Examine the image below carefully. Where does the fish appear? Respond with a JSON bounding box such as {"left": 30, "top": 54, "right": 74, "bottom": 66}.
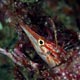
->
{"left": 19, "top": 21, "right": 67, "bottom": 68}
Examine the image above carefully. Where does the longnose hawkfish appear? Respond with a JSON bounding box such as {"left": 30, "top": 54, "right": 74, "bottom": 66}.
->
{"left": 19, "top": 21, "right": 68, "bottom": 68}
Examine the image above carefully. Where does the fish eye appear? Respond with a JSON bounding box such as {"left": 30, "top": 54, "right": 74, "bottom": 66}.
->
{"left": 38, "top": 39, "right": 44, "bottom": 46}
